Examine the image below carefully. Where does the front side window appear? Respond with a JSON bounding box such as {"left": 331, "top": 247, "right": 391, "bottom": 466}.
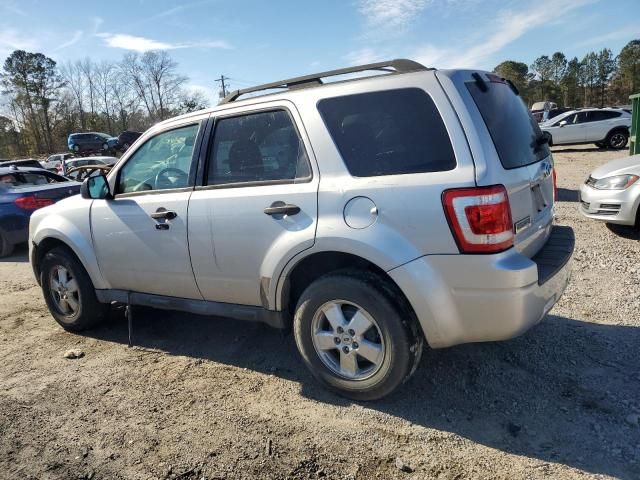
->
{"left": 118, "top": 124, "right": 199, "bottom": 194}
{"left": 206, "top": 110, "right": 310, "bottom": 186}
{"left": 318, "top": 88, "right": 456, "bottom": 177}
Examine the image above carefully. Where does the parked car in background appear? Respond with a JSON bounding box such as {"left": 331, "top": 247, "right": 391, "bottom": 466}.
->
{"left": 540, "top": 108, "right": 631, "bottom": 149}
{"left": 30, "top": 60, "right": 574, "bottom": 400}
{"left": 117, "top": 130, "right": 143, "bottom": 151}
{"left": 0, "top": 159, "right": 46, "bottom": 169}
{"left": 531, "top": 101, "right": 557, "bottom": 122}
{"left": 60, "top": 156, "right": 118, "bottom": 176}
{"left": 0, "top": 166, "right": 80, "bottom": 257}
{"left": 67, "top": 132, "right": 115, "bottom": 154}
{"left": 43, "top": 153, "right": 74, "bottom": 171}
{"left": 580, "top": 153, "right": 640, "bottom": 227}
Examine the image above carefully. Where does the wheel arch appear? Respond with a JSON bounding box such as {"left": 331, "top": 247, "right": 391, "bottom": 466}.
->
{"left": 276, "top": 250, "right": 422, "bottom": 335}
{"left": 32, "top": 222, "right": 108, "bottom": 290}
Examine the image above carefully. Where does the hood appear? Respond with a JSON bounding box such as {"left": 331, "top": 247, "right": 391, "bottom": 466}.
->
{"left": 590, "top": 154, "right": 640, "bottom": 179}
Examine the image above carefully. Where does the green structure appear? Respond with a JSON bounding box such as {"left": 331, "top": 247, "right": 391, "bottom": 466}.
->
{"left": 630, "top": 93, "right": 640, "bottom": 155}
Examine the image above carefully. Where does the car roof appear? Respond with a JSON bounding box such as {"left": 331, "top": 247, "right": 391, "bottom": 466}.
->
{"left": 0, "top": 166, "right": 54, "bottom": 174}
{"left": 152, "top": 59, "right": 434, "bottom": 129}
{"left": 71, "top": 156, "right": 117, "bottom": 162}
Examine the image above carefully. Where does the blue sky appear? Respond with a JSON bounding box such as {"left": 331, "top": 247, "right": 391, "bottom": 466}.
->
{"left": 1, "top": 0, "right": 639, "bottom": 103}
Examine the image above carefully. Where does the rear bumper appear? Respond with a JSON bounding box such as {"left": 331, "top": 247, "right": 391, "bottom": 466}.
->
{"left": 389, "top": 225, "right": 574, "bottom": 348}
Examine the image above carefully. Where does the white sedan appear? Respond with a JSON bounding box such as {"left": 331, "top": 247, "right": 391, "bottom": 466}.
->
{"left": 580, "top": 154, "right": 640, "bottom": 226}
{"left": 541, "top": 108, "right": 630, "bottom": 149}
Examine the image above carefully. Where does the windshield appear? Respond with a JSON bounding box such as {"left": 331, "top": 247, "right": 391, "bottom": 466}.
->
{"left": 467, "top": 79, "right": 549, "bottom": 169}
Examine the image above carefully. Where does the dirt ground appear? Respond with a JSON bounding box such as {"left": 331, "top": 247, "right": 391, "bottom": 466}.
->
{"left": 1, "top": 145, "right": 639, "bottom": 480}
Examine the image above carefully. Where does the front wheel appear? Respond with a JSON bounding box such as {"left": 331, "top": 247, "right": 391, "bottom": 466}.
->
{"left": 293, "top": 273, "right": 423, "bottom": 401}
{"left": 606, "top": 130, "right": 628, "bottom": 149}
{"left": 40, "top": 247, "right": 109, "bottom": 332}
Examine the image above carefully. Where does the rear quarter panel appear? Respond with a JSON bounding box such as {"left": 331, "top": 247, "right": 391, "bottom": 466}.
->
{"left": 272, "top": 71, "right": 477, "bottom": 309}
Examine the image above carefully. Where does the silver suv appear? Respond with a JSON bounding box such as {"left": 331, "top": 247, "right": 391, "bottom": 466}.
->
{"left": 29, "top": 60, "right": 574, "bottom": 400}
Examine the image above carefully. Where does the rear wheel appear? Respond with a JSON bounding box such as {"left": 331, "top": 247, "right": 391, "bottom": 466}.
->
{"left": 40, "top": 247, "right": 108, "bottom": 331}
{"left": 293, "top": 273, "right": 423, "bottom": 401}
{"left": 0, "top": 233, "right": 14, "bottom": 258}
{"left": 606, "top": 130, "right": 628, "bottom": 149}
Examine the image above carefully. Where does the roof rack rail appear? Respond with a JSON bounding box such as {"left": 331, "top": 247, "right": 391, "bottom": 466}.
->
{"left": 219, "top": 58, "right": 430, "bottom": 105}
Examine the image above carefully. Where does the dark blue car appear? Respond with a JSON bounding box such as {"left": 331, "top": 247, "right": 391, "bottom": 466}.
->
{"left": 0, "top": 166, "right": 81, "bottom": 257}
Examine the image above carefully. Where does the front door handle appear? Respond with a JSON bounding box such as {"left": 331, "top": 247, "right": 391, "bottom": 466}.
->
{"left": 151, "top": 208, "right": 177, "bottom": 220}
{"left": 264, "top": 202, "right": 300, "bottom": 216}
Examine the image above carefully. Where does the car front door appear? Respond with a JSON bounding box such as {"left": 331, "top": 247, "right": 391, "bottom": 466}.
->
{"left": 554, "top": 112, "right": 587, "bottom": 144}
{"left": 91, "top": 121, "right": 204, "bottom": 299}
{"left": 188, "top": 104, "right": 318, "bottom": 307}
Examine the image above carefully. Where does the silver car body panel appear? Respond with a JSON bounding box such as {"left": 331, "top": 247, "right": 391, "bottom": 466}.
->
{"left": 29, "top": 66, "right": 574, "bottom": 349}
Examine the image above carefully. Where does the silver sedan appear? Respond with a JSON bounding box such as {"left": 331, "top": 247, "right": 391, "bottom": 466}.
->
{"left": 579, "top": 154, "right": 640, "bottom": 226}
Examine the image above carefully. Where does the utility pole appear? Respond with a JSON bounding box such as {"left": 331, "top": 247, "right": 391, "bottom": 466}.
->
{"left": 215, "top": 75, "right": 229, "bottom": 98}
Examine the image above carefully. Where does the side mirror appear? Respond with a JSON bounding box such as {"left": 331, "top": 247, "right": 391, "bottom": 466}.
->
{"left": 81, "top": 174, "right": 111, "bottom": 200}
{"left": 559, "top": 120, "right": 567, "bottom": 127}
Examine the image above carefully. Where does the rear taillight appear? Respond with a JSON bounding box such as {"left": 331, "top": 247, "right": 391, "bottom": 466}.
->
{"left": 442, "top": 185, "right": 514, "bottom": 254}
{"left": 14, "top": 196, "right": 54, "bottom": 210}
{"left": 552, "top": 168, "right": 558, "bottom": 201}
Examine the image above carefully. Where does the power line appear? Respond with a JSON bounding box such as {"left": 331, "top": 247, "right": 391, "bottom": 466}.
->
{"left": 214, "top": 75, "right": 229, "bottom": 98}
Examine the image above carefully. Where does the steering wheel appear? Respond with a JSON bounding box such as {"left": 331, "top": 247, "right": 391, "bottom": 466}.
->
{"left": 155, "top": 167, "right": 188, "bottom": 189}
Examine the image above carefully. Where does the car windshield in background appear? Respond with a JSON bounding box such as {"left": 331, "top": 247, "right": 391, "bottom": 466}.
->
{"left": 467, "top": 78, "right": 549, "bottom": 169}
{"left": 318, "top": 88, "right": 456, "bottom": 177}
{"left": 0, "top": 171, "right": 66, "bottom": 188}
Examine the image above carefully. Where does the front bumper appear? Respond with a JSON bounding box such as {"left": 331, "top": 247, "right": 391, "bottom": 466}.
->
{"left": 579, "top": 183, "right": 639, "bottom": 226}
{"left": 389, "top": 226, "right": 575, "bottom": 348}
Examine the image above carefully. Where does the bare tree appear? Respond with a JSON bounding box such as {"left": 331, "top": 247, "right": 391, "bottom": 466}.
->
{"left": 60, "top": 61, "right": 87, "bottom": 129}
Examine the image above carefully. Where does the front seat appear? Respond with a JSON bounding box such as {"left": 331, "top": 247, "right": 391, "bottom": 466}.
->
{"left": 228, "top": 139, "right": 264, "bottom": 181}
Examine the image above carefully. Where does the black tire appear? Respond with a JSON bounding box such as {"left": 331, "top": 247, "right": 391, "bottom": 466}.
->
{"left": 0, "top": 232, "right": 14, "bottom": 258}
{"left": 40, "top": 247, "right": 108, "bottom": 332}
{"left": 606, "top": 130, "right": 628, "bottom": 149}
{"left": 293, "top": 272, "right": 423, "bottom": 401}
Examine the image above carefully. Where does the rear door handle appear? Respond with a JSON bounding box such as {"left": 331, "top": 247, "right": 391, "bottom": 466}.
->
{"left": 151, "top": 208, "right": 177, "bottom": 220}
{"left": 264, "top": 202, "right": 300, "bottom": 216}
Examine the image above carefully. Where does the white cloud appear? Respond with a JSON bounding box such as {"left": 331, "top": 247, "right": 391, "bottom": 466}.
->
{"left": 574, "top": 24, "right": 640, "bottom": 48}
{"left": 0, "top": 28, "right": 39, "bottom": 55}
{"left": 344, "top": 48, "right": 387, "bottom": 65}
{"left": 54, "top": 31, "right": 83, "bottom": 51}
{"left": 358, "top": 0, "right": 428, "bottom": 31}
{"left": 413, "top": 0, "right": 597, "bottom": 69}
{"left": 97, "top": 33, "right": 232, "bottom": 52}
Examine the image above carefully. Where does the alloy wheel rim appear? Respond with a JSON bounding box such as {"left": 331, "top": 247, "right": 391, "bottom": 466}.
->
{"left": 311, "top": 300, "right": 385, "bottom": 381}
{"left": 49, "top": 266, "right": 80, "bottom": 316}
{"left": 611, "top": 133, "right": 625, "bottom": 148}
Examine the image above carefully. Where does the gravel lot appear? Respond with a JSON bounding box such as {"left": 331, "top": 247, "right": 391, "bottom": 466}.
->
{"left": 1, "top": 145, "right": 639, "bottom": 480}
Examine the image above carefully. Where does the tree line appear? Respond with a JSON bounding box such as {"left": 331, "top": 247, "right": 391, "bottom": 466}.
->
{"left": 0, "top": 50, "right": 209, "bottom": 158}
{"left": 1, "top": 39, "right": 640, "bottom": 159}
{"left": 494, "top": 39, "right": 640, "bottom": 109}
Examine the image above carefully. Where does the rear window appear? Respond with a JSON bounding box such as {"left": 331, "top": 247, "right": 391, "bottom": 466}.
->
{"left": 0, "top": 172, "right": 65, "bottom": 188}
{"left": 467, "top": 79, "right": 549, "bottom": 169}
{"left": 318, "top": 88, "right": 456, "bottom": 177}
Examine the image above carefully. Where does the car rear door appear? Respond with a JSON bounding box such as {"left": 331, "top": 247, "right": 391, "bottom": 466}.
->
{"left": 444, "top": 71, "right": 556, "bottom": 257}
{"left": 188, "top": 102, "right": 318, "bottom": 307}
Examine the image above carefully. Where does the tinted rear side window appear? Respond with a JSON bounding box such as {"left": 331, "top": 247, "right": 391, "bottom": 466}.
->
{"left": 467, "top": 80, "right": 549, "bottom": 169}
{"left": 318, "top": 88, "right": 456, "bottom": 177}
